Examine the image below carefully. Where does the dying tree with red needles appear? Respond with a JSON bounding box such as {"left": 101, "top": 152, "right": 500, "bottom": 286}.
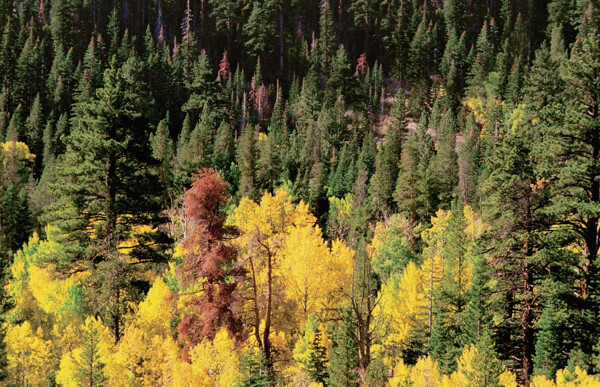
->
{"left": 177, "top": 168, "right": 244, "bottom": 351}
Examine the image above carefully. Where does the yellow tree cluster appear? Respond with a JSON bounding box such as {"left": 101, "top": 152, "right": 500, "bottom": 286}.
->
{"left": 374, "top": 207, "right": 481, "bottom": 365}
{"left": 228, "top": 187, "right": 354, "bottom": 374}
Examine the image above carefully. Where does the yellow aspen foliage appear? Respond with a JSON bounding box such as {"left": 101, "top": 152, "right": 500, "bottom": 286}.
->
{"left": 5, "top": 321, "right": 52, "bottom": 386}
{"left": 105, "top": 326, "right": 181, "bottom": 385}
{"left": 448, "top": 344, "right": 478, "bottom": 386}
{"left": 444, "top": 341, "right": 503, "bottom": 387}
{"left": 532, "top": 375, "right": 557, "bottom": 387}
{"left": 420, "top": 209, "right": 452, "bottom": 297}
{"left": 2, "top": 140, "right": 35, "bottom": 161}
{"left": 408, "top": 356, "right": 443, "bottom": 387}
{"left": 463, "top": 205, "right": 486, "bottom": 241}
{"left": 389, "top": 359, "right": 411, "bottom": 386}
{"left": 189, "top": 328, "right": 241, "bottom": 386}
{"left": 375, "top": 262, "right": 427, "bottom": 355}
{"left": 281, "top": 225, "right": 353, "bottom": 321}
{"left": 229, "top": 188, "right": 322, "bottom": 346}
{"left": 135, "top": 277, "right": 173, "bottom": 338}
{"left": 171, "top": 360, "right": 214, "bottom": 386}
{"left": 420, "top": 210, "right": 451, "bottom": 332}
{"left": 7, "top": 227, "right": 86, "bottom": 327}
{"left": 230, "top": 188, "right": 316, "bottom": 239}
{"left": 55, "top": 316, "right": 112, "bottom": 387}
{"left": 555, "top": 366, "right": 600, "bottom": 386}
{"left": 499, "top": 369, "right": 518, "bottom": 387}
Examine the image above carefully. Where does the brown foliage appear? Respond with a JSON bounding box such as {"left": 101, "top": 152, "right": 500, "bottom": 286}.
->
{"left": 177, "top": 168, "right": 244, "bottom": 350}
{"left": 217, "top": 51, "right": 231, "bottom": 83}
{"left": 355, "top": 53, "right": 369, "bottom": 79}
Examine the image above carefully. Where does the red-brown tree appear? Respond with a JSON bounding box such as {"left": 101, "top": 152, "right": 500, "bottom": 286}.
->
{"left": 177, "top": 168, "right": 244, "bottom": 352}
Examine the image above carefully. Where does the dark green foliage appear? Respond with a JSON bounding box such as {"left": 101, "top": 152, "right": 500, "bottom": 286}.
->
{"left": 370, "top": 96, "right": 405, "bottom": 217}
{"left": 328, "top": 308, "right": 359, "bottom": 387}
{"left": 75, "top": 319, "right": 108, "bottom": 386}
{"left": 307, "top": 329, "right": 329, "bottom": 385}
{"left": 46, "top": 62, "right": 171, "bottom": 342}
{"left": 1, "top": 184, "right": 32, "bottom": 254}
{"left": 239, "top": 349, "right": 274, "bottom": 387}
{"left": 0, "top": 1, "right": 598, "bottom": 384}
{"left": 237, "top": 125, "right": 258, "bottom": 200}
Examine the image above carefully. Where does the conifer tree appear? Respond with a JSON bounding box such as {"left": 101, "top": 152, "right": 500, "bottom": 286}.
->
{"left": 328, "top": 308, "right": 359, "bottom": 387}
{"left": 307, "top": 328, "right": 329, "bottom": 384}
{"left": 319, "top": 0, "right": 336, "bottom": 75}
{"left": 237, "top": 124, "right": 258, "bottom": 200}
{"left": 243, "top": 2, "right": 277, "bottom": 60}
{"left": 46, "top": 61, "right": 171, "bottom": 342}
{"left": 49, "top": 0, "right": 73, "bottom": 48}
{"left": 25, "top": 93, "right": 43, "bottom": 174}
{"left": 239, "top": 349, "right": 273, "bottom": 387}
{"left": 213, "top": 120, "right": 235, "bottom": 173}
{"left": 74, "top": 317, "right": 108, "bottom": 386}
{"left": 533, "top": 8, "right": 600, "bottom": 355}
{"left": 482, "top": 112, "right": 559, "bottom": 384}
{"left": 370, "top": 97, "right": 405, "bottom": 217}
{"left": 432, "top": 110, "right": 458, "bottom": 208}
{"left": 150, "top": 113, "right": 174, "bottom": 197}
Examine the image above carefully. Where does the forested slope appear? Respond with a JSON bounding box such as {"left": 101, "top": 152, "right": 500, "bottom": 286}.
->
{"left": 0, "top": 0, "right": 599, "bottom": 385}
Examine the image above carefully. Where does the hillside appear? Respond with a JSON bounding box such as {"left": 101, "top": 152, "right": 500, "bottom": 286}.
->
{"left": 0, "top": 0, "right": 599, "bottom": 385}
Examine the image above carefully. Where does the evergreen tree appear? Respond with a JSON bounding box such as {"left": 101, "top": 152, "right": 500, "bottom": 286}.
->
{"left": 49, "top": 0, "right": 74, "bottom": 48}
{"left": 150, "top": 113, "right": 174, "bottom": 198}
{"left": 237, "top": 124, "right": 258, "bottom": 200}
{"left": 432, "top": 110, "right": 458, "bottom": 208}
{"left": 533, "top": 10, "right": 600, "bottom": 357}
{"left": 213, "top": 120, "right": 235, "bottom": 173}
{"left": 319, "top": 0, "right": 336, "bottom": 75}
{"left": 328, "top": 308, "right": 359, "bottom": 387}
{"left": 75, "top": 318, "right": 108, "bottom": 386}
{"left": 370, "top": 97, "right": 405, "bottom": 217}
{"left": 307, "top": 328, "right": 329, "bottom": 384}
{"left": 25, "top": 93, "right": 43, "bottom": 174}
{"left": 46, "top": 62, "right": 171, "bottom": 342}
{"left": 243, "top": 2, "right": 277, "bottom": 60}
{"left": 482, "top": 112, "right": 559, "bottom": 384}
{"left": 239, "top": 349, "right": 273, "bottom": 387}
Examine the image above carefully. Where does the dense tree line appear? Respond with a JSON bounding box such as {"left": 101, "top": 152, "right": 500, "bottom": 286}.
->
{"left": 0, "top": 0, "right": 599, "bottom": 385}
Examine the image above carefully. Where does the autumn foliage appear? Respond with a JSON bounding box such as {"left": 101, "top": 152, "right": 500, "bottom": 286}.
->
{"left": 178, "top": 168, "right": 243, "bottom": 348}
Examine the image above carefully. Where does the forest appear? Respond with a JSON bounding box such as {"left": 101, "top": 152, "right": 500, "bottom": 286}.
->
{"left": 0, "top": 0, "right": 599, "bottom": 385}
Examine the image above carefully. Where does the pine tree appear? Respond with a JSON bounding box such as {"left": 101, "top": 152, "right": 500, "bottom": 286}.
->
{"left": 533, "top": 8, "right": 600, "bottom": 357}
{"left": 370, "top": 96, "right": 405, "bottom": 217}
{"left": 243, "top": 2, "right": 277, "bottom": 60}
{"left": 429, "top": 201, "right": 470, "bottom": 373}
{"left": 46, "top": 61, "right": 171, "bottom": 342}
{"left": 0, "top": 184, "right": 32, "bottom": 254}
{"left": 75, "top": 317, "right": 108, "bottom": 386}
{"left": 481, "top": 112, "right": 559, "bottom": 384}
{"left": 328, "top": 308, "right": 360, "bottom": 387}
{"left": 325, "top": 46, "right": 357, "bottom": 106}
{"left": 349, "top": 0, "right": 377, "bottom": 52}
{"left": 150, "top": 113, "right": 174, "bottom": 197}
{"left": 183, "top": 50, "right": 223, "bottom": 115}
{"left": 177, "top": 168, "right": 243, "bottom": 347}
{"left": 239, "top": 349, "right": 273, "bottom": 387}
{"left": 237, "top": 124, "right": 258, "bottom": 200}
{"left": 49, "top": 0, "right": 74, "bottom": 48}
{"left": 319, "top": 0, "right": 336, "bottom": 75}
{"left": 25, "top": 93, "right": 43, "bottom": 174}
{"left": 208, "top": 0, "right": 240, "bottom": 54}
{"left": 307, "top": 328, "right": 329, "bottom": 384}
{"left": 213, "top": 120, "right": 235, "bottom": 173}
{"left": 432, "top": 110, "right": 458, "bottom": 208}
